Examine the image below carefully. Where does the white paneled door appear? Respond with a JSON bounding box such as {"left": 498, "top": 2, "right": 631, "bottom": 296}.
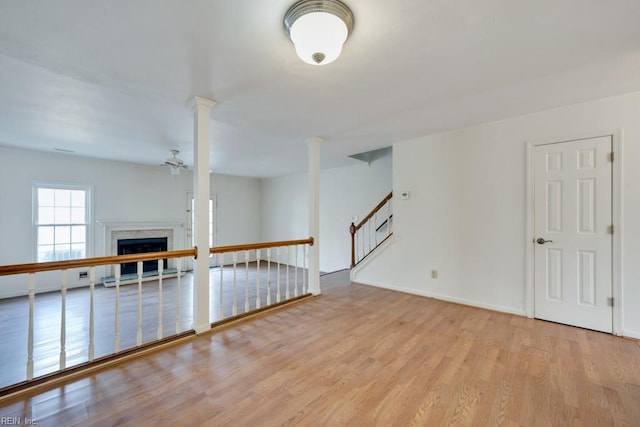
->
{"left": 534, "top": 136, "right": 613, "bottom": 333}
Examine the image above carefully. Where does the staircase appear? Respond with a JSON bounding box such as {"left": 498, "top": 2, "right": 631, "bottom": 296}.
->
{"left": 349, "top": 191, "right": 393, "bottom": 268}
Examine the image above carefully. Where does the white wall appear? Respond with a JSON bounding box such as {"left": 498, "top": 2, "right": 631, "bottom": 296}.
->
{"left": 0, "top": 146, "right": 262, "bottom": 297}
{"left": 354, "top": 90, "right": 640, "bottom": 339}
{"left": 262, "top": 152, "right": 392, "bottom": 273}
{"left": 211, "top": 174, "right": 262, "bottom": 247}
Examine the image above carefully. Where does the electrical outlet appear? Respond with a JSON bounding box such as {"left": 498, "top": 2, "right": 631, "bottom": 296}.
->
{"left": 431, "top": 270, "right": 438, "bottom": 279}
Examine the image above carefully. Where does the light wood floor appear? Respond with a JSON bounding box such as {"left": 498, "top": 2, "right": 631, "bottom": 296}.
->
{"left": 1, "top": 270, "right": 639, "bottom": 426}
{"left": 0, "top": 263, "right": 305, "bottom": 389}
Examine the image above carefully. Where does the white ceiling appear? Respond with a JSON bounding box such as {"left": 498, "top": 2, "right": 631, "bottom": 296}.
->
{"left": 0, "top": 0, "right": 639, "bottom": 177}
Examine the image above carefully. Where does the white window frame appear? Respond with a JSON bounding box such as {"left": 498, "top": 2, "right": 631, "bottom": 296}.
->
{"left": 33, "top": 182, "right": 93, "bottom": 262}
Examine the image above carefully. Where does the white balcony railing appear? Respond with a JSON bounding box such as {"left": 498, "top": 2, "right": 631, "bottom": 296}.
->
{"left": 0, "top": 238, "right": 313, "bottom": 394}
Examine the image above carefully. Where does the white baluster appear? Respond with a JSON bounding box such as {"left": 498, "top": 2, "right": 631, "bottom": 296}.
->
{"left": 294, "top": 245, "right": 299, "bottom": 297}
{"left": 89, "top": 267, "right": 95, "bottom": 361}
{"left": 286, "top": 246, "right": 290, "bottom": 300}
{"left": 302, "top": 244, "right": 307, "bottom": 294}
{"left": 361, "top": 227, "right": 365, "bottom": 262}
{"left": 387, "top": 199, "right": 392, "bottom": 236}
{"left": 137, "top": 261, "right": 143, "bottom": 346}
{"left": 114, "top": 264, "right": 121, "bottom": 352}
{"left": 368, "top": 221, "right": 372, "bottom": 253}
{"left": 157, "top": 259, "right": 164, "bottom": 340}
{"left": 374, "top": 211, "right": 378, "bottom": 246}
{"left": 276, "top": 247, "right": 281, "bottom": 303}
{"left": 266, "top": 248, "right": 272, "bottom": 305}
{"left": 176, "top": 258, "right": 182, "bottom": 334}
{"left": 244, "top": 250, "right": 250, "bottom": 312}
{"left": 27, "top": 273, "right": 35, "bottom": 380}
{"left": 219, "top": 253, "right": 224, "bottom": 320}
{"left": 232, "top": 252, "right": 238, "bottom": 316}
{"left": 60, "top": 270, "right": 67, "bottom": 370}
{"left": 255, "top": 249, "right": 261, "bottom": 309}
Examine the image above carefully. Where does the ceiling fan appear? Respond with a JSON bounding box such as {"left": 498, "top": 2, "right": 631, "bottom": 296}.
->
{"left": 163, "top": 150, "right": 188, "bottom": 175}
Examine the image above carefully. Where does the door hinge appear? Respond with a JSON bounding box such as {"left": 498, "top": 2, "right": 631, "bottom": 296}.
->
{"left": 607, "top": 297, "right": 614, "bottom": 307}
{"left": 609, "top": 152, "right": 614, "bottom": 162}
{"left": 608, "top": 224, "right": 614, "bottom": 234}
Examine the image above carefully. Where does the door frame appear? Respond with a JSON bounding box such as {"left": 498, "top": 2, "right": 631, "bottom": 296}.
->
{"left": 525, "top": 130, "right": 623, "bottom": 335}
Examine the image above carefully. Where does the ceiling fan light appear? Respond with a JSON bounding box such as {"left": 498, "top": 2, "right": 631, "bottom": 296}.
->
{"left": 164, "top": 149, "right": 186, "bottom": 175}
{"left": 284, "top": 0, "right": 354, "bottom": 66}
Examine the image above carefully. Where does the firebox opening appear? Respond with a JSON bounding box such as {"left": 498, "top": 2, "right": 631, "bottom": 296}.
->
{"left": 117, "top": 237, "right": 168, "bottom": 275}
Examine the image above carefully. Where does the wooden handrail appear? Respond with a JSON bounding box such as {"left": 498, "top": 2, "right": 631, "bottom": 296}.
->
{"left": 0, "top": 237, "right": 316, "bottom": 277}
{"left": 354, "top": 191, "right": 392, "bottom": 232}
{"left": 209, "top": 237, "right": 314, "bottom": 255}
{"left": 0, "top": 249, "right": 197, "bottom": 277}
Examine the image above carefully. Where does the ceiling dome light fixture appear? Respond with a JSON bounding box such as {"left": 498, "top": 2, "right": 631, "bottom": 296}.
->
{"left": 284, "top": 0, "right": 354, "bottom": 66}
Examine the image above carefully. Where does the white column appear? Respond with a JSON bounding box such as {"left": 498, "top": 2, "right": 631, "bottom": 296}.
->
{"left": 307, "top": 137, "right": 322, "bottom": 295}
{"left": 192, "top": 96, "right": 215, "bottom": 334}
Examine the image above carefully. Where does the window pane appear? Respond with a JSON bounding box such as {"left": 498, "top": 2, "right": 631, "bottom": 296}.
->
{"left": 54, "top": 207, "right": 71, "bottom": 224}
{"left": 38, "top": 188, "right": 55, "bottom": 206}
{"left": 37, "top": 245, "right": 55, "bottom": 262}
{"left": 35, "top": 185, "right": 89, "bottom": 261}
{"left": 71, "top": 225, "right": 86, "bottom": 243}
{"left": 38, "top": 226, "right": 55, "bottom": 245}
{"left": 55, "top": 226, "right": 71, "bottom": 244}
{"left": 71, "top": 207, "right": 85, "bottom": 224}
{"left": 54, "top": 244, "right": 71, "bottom": 261}
{"left": 71, "top": 243, "right": 86, "bottom": 259}
{"left": 38, "top": 207, "right": 55, "bottom": 225}
{"left": 71, "top": 190, "right": 85, "bottom": 208}
{"left": 54, "top": 189, "right": 71, "bottom": 206}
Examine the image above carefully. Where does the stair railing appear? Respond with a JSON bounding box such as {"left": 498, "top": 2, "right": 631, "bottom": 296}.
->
{"left": 350, "top": 191, "right": 393, "bottom": 267}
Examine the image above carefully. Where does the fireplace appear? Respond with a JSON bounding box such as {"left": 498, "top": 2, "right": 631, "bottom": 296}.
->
{"left": 117, "top": 237, "right": 168, "bottom": 275}
{"left": 97, "top": 222, "right": 181, "bottom": 281}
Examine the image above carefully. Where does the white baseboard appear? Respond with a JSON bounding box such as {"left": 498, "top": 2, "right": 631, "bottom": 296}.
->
{"left": 102, "top": 271, "right": 184, "bottom": 287}
{"left": 622, "top": 329, "right": 640, "bottom": 340}
{"left": 353, "top": 279, "right": 527, "bottom": 317}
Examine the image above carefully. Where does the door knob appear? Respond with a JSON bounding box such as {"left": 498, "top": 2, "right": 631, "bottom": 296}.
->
{"left": 536, "top": 238, "right": 553, "bottom": 244}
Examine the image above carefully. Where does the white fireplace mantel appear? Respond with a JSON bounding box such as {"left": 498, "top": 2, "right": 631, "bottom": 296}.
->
{"left": 96, "top": 220, "right": 185, "bottom": 277}
{"left": 96, "top": 220, "right": 184, "bottom": 256}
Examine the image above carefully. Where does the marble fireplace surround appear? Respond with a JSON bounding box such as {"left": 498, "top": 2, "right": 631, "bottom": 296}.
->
{"left": 98, "top": 221, "right": 183, "bottom": 276}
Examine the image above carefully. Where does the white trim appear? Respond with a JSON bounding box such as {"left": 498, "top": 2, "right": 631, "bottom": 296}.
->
{"left": 96, "top": 220, "right": 183, "bottom": 255}
{"left": 611, "top": 130, "right": 623, "bottom": 336}
{"left": 354, "top": 279, "right": 526, "bottom": 317}
{"left": 525, "top": 130, "right": 623, "bottom": 335}
{"left": 32, "top": 181, "right": 94, "bottom": 262}
{"left": 622, "top": 329, "right": 640, "bottom": 340}
{"left": 525, "top": 143, "right": 535, "bottom": 318}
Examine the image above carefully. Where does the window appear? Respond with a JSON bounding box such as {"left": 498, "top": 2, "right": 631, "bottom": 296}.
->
{"left": 34, "top": 185, "right": 91, "bottom": 262}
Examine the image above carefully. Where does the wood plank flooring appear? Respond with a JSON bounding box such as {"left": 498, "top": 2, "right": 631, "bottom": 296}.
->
{"left": 0, "top": 263, "right": 305, "bottom": 389}
{"left": 1, "top": 270, "right": 639, "bottom": 426}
